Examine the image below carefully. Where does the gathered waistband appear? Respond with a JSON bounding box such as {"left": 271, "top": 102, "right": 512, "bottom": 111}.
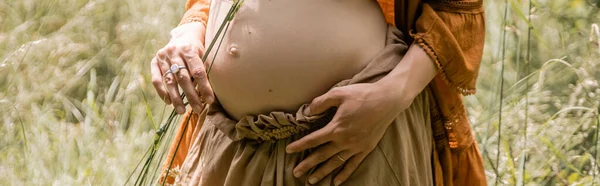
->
{"left": 207, "top": 102, "right": 336, "bottom": 142}
{"left": 205, "top": 24, "right": 407, "bottom": 143}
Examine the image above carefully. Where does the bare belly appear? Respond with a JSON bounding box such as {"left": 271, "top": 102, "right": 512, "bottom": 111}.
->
{"left": 205, "top": 0, "right": 387, "bottom": 120}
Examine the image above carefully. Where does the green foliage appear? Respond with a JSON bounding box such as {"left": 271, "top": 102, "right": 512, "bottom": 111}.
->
{"left": 0, "top": 0, "right": 184, "bottom": 185}
{"left": 0, "top": 0, "right": 598, "bottom": 185}
{"left": 470, "top": 0, "right": 600, "bottom": 185}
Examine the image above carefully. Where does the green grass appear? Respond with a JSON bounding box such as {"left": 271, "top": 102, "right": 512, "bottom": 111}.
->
{"left": 0, "top": 0, "right": 599, "bottom": 185}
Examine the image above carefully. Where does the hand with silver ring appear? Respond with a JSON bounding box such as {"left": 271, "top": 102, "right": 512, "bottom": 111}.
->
{"left": 163, "top": 64, "right": 187, "bottom": 76}
{"left": 150, "top": 22, "right": 214, "bottom": 115}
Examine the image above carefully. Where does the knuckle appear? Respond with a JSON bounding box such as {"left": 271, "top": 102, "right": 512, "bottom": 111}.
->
{"left": 315, "top": 153, "right": 328, "bottom": 162}
{"left": 181, "top": 44, "right": 194, "bottom": 52}
{"left": 174, "top": 43, "right": 188, "bottom": 51}
{"left": 331, "top": 127, "right": 345, "bottom": 137}
{"left": 192, "top": 69, "right": 208, "bottom": 79}
{"left": 329, "top": 88, "right": 343, "bottom": 97}
{"left": 329, "top": 88, "right": 346, "bottom": 101}
{"left": 165, "top": 45, "right": 176, "bottom": 53}
{"left": 182, "top": 46, "right": 197, "bottom": 59}
{"left": 172, "top": 100, "right": 183, "bottom": 106}
{"left": 164, "top": 77, "right": 177, "bottom": 85}
{"left": 156, "top": 49, "right": 167, "bottom": 59}
{"left": 178, "top": 73, "right": 191, "bottom": 82}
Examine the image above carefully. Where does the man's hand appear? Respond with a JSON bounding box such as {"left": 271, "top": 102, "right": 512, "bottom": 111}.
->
{"left": 150, "top": 22, "right": 214, "bottom": 114}
{"left": 286, "top": 81, "right": 412, "bottom": 186}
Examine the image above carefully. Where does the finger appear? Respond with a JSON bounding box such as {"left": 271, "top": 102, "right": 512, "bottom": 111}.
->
{"left": 158, "top": 50, "right": 186, "bottom": 114}
{"left": 286, "top": 124, "right": 334, "bottom": 153}
{"left": 292, "top": 143, "right": 341, "bottom": 179}
{"left": 333, "top": 152, "right": 368, "bottom": 186}
{"left": 169, "top": 53, "right": 203, "bottom": 113}
{"left": 306, "top": 88, "right": 345, "bottom": 116}
{"left": 305, "top": 151, "right": 351, "bottom": 185}
{"left": 182, "top": 45, "right": 214, "bottom": 104}
{"left": 150, "top": 57, "right": 171, "bottom": 104}
{"left": 166, "top": 77, "right": 186, "bottom": 115}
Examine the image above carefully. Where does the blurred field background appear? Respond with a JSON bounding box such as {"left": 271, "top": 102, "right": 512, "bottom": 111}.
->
{"left": 0, "top": 0, "right": 599, "bottom": 185}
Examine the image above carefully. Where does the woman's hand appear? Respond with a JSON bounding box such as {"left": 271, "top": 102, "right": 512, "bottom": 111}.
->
{"left": 150, "top": 22, "right": 214, "bottom": 114}
{"left": 285, "top": 81, "right": 412, "bottom": 186}
{"left": 286, "top": 44, "right": 438, "bottom": 185}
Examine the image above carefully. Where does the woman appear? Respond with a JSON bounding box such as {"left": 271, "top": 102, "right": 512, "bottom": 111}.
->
{"left": 150, "top": 0, "right": 486, "bottom": 185}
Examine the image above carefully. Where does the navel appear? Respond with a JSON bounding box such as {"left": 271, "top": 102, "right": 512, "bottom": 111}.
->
{"left": 228, "top": 44, "right": 240, "bottom": 57}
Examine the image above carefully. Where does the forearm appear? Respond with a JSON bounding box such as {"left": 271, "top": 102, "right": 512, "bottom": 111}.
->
{"left": 377, "top": 44, "right": 438, "bottom": 103}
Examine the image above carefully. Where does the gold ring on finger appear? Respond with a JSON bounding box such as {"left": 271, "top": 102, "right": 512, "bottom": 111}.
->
{"left": 336, "top": 154, "right": 346, "bottom": 162}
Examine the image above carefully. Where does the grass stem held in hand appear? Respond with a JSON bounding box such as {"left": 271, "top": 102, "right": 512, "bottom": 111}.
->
{"left": 126, "top": 1, "right": 245, "bottom": 185}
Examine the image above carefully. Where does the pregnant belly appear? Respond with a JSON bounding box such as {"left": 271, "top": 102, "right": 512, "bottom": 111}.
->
{"left": 205, "top": 0, "right": 387, "bottom": 120}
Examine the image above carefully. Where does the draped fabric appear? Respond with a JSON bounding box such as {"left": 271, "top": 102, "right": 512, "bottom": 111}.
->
{"left": 167, "top": 26, "right": 436, "bottom": 186}
{"left": 166, "top": 0, "right": 488, "bottom": 185}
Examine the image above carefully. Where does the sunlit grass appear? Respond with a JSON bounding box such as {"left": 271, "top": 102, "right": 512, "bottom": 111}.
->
{"left": 0, "top": 0, "right": 183, "bottom": 185}
{"left": 0, "top": 0, "right": 599, "bottom": 185}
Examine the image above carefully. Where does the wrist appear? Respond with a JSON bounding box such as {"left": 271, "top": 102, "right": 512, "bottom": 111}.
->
{"left": 170, "top": 22, "right": 207, "bottom": 44}
{"left": 375, "top": 77, "right": 413, "bottom": 107}
{"left": 375, "top": 44, "right": 438, "bottom": 105}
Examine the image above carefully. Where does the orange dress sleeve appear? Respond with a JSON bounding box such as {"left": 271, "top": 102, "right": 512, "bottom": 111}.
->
{"left": 404, "top": 1, "right": 487, "bottom": 186}
{"left": 179, "top": 0, "right": 211, "bottom": 26}
{"left": 410, "top": 0, "right": 486, "bottom": 95}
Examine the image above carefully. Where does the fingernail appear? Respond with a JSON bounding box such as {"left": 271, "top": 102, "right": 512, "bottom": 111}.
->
{"left": 176, "top": 106, "right": 185, "bottom": 114}
{"left": 192, "top": 105, "right": 201, "bottom": 113}
{"left": 206, "top": 96, "right": 214, "bottom": 104}
{"left": 286, "top": 147, "right": 293, "bottom": 154}
{"left": 303, "top": 106, "right": 311, "bottom": 116}
{"left": 308, "top": 177, "right": 318, "bottom": 184}
{"left": 334, "top": 180, "right": 342, "bottom": 186}
{"left": 293, "top": 171, "right": 302, "bottom": 178}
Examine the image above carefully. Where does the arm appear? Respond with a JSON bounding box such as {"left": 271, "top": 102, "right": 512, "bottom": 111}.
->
{"left": 408, "top": 0, "right": 486, "bottom": 95}
{"left": 286, "top": 1, "right": 486, "bottom": 185}
{"left": 380, "top": 0, "right": 486, "bottom": 105}
{"left": 377, "top": 44, "right": 437, "bottom": 106}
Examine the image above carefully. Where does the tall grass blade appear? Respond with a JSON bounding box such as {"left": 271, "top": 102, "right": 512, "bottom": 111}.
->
{"left": 13, "top": 104, "right": 28, "bottom": 154}
{"left": 160, "top": 114, "right": 194, "bottom": 185}
{"left": 517, "top": 1, "right": 533, "bottom": 185}
{"left": 595, "top": 110, "right": 600, "bottom": 185}
{"left": 496, "top": 0, "right": 510, "bottom": 185}
{"left": 592, "top": 23, "right": 600, "bottom": 186}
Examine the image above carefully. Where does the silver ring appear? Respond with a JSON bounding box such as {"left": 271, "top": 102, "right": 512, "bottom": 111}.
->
{"left": 164, "top": 64, "right": 187, "bottom": 76}
{"left": 336, "top": 154, "right": 346, "bottom": 162}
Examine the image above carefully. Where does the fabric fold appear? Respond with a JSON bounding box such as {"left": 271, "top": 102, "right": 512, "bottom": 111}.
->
{"left": 171, "top": 25, "right": 437, "bottom": 186}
